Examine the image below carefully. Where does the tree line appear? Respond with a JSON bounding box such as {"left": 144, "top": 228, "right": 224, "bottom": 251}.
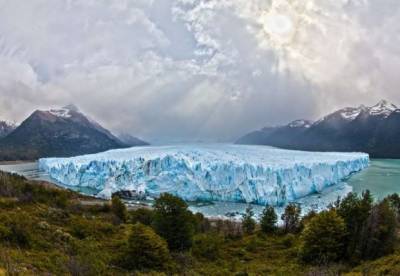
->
{"left": 114, "top": 190, "right": 400, "bottom": 272}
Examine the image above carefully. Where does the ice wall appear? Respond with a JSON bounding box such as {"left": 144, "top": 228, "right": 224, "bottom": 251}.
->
{"left": 38, "top": 144, "right": 369, "bottom": 205}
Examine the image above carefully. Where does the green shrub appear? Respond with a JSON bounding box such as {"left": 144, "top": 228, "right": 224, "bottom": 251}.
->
{"left": 119, "top": 223, "right": 172, "bottom": 271}
{"left": 111, "top": 196, "right": 128, "bottom": 223}
{"left": 300, "top": 210, "right": 346, "bottom": 264}
{"left": 152, "top": 193, "right": 195, "bottom": 251}
{"left": 0, "top": 198, "right": 18, "bottom": 209}
{"left": 192, "top": 234, "right": 222, "bottom": 260}
{"left": 193, "top": 212, "right": 211, "bottom": 233}
{"left": 129, "top": 208, "right": 154, "bottom": 226}
{"left": 0, "top": 213, "right": 33, "bottom": 248}
{"left": 281, "top": 233, "right": 296, "bottom": 248}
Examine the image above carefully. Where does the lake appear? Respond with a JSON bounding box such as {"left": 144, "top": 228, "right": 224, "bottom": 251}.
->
{"left": 1, "top": 159, "right": 399, "bottom": 219}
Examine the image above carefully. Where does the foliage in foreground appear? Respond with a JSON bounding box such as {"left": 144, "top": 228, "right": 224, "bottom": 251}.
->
{"left": 0, "top": 171, "right": 400, "bottom": 275}
{"left": 118, "top": 223, "right": 172, "bottom": 271}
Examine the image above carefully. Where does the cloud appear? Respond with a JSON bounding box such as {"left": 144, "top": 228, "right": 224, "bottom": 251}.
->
{"left": 0, "top": 0, "right": 399, "bottom": 142}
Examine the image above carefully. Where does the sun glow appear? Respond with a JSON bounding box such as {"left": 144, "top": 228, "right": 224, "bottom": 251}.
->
{"left": 263, "top": 11, "right": 294, "bottom": 44}
{"left": 260, "top": 6, "right": 298, "bottom": 49}
{"left": 256, "top": 0, "right": 316, "bottom": 51}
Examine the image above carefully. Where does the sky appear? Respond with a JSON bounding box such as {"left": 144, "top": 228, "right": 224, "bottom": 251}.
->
{"left": 0, "top": 0, "right": 399, "bottom": 143}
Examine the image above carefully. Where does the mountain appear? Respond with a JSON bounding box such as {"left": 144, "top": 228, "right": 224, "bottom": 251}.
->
{"left": 0, "top": 121, "right": 16, "bottom": 138}
{"left": 0, "top": 105, "right": 147, "bottom": 160}
{"left": 236, "top": 100, "right": 400, "bottom": 158}
{"left": 117, "top": 133, "right": 149, "bottom": 147}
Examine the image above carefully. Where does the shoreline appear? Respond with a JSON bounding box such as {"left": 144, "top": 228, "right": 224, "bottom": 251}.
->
{"left": 0, "top": 160, "right": 36, "bottom": 165}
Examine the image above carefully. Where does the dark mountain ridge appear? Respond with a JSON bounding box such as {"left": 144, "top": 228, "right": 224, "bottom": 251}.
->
{"left": 236, "top": 100, "right": 400, "bottom": 158}
{"left": 0, "top": 105, "right": 149, "bottom": 160}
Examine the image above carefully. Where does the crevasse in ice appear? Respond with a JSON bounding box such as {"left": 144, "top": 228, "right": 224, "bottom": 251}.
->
{"left": 38, "top": 144, "right": 369, "bottom": 205}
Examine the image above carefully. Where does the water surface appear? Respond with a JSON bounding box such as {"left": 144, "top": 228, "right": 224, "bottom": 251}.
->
{"left": 347, "top": 159, "right": 400, "bottom": 200}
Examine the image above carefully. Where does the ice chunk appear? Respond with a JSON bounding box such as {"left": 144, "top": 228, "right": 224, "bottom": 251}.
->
{"left": 38, "top": 144, "right": 369, "bottom": 206}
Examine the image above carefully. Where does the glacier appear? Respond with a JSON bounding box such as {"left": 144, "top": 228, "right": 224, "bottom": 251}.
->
{"left": 38, "top": 144, "right": 369, "bottom": 206}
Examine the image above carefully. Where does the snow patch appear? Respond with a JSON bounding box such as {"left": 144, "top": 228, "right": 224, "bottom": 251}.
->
{"left": 340, "top": 107, "right": 364, "bottom": 120}
{"left": 48, "top": 108, "right": 71, "bottom": 118}
{"left": 288, "top": 120, "right": 312, "bottom": 128}
{"left": 369, "top": 100, "right": 397, "bottom": 117}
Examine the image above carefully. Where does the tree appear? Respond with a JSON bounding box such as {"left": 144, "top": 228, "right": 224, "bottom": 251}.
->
{"left": 242, "top": 206, "right": 256, "bottom": 234}
{"left": 111, "top": 195, "right": 128, "bottom": 223}
{"left": 281, "top": 203, "right": 301, "bottom": 233}
{"left": 119, "top": 223, "right": 172, "bottom": 271}
{"left": 336, "top": 191, "right": 372, "bottom": 261}
{"left": 359, "top": 200, "right": 397, "bottom": 260}
{"left": 260, "top": 205, "right": 277, "bottom": 234}
{"left": 386, "top": 193, "right": 400, "bottom": 217}
{"left": 152, "top": 193, "right": 195, "bottom": 251}
{"left": 300, "top": 210, "right": 346, "bottom": 264}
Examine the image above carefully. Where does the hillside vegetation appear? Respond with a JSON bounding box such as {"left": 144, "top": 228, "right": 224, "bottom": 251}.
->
{"left": 0, "top": 171, "right": 400, "bottom": 275}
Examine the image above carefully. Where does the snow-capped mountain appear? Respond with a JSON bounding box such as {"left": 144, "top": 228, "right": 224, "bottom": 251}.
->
{"left": 236, "top": 100, "right": 400, "bottom": 158}
{"left": 0, "top": 120, "right": 16, "bottom": 138}
{"left": 0, "top": 105, "right": 148, "bottom": 160}
{"left": 315, "top": 100, "right": 397, "bottom": 124}
{"left": 369, "top": 100, "right": 397, "bottom": 117}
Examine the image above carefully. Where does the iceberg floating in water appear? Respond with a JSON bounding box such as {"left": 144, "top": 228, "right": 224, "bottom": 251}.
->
{"left": 38, "top": 144, "right": 369, "bottom": 206}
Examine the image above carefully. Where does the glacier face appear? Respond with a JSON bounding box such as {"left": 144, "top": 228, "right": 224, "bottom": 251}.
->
{"left": 38, "top": 144, "right": 369, "bottom": 206}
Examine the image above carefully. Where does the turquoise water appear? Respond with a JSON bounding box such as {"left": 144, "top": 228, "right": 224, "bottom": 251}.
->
{"left": 347, "top": 159, "right": 400, "bottom": 200}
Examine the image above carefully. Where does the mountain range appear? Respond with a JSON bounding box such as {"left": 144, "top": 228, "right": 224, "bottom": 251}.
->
{"left": 0, "top": 105, "right": 148, "bottom": 161}
{"left": 236, "top": 100, "right": 400, "bottom": 158}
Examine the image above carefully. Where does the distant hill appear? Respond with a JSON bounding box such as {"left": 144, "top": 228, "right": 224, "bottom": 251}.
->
{"left": 117, "top": 133, "right": 149, "bottom": 147}
{"left": 0, "top": 105, "right": 149, "bottom": 160}
{"left": 236, "top": 100, "right": 400, "bottom": 158}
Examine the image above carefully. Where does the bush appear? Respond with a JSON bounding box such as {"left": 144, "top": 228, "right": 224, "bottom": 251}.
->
{"left": 111, "top": 195, "right": 128, "bottom": 223}
{"left": 129, "top": 208, "right": 154, "bottom": 226}
{"left": 281, "top": 233, "right": 296, "bottom": 248}
{"left": 300, "top": 210, "right": 346, "bottom": 264}
{"left": 260, "top": 205, "right": 277, "bottom": 234}
{"left": 152, "top": 193, "right": 195, "bottom": 251}
{"left": 281, "top": 203, "right": 301, "bottom": 233}
{"left": 193, "top": 212, "right": 211, "bottom": 233}
{"left": 192, "top": 234, "right": 222, "bottom": 260}
{"left": 0, "top": 213, "right": 33, "bottom": 248}
{"left": 214, "top": 219, "right": 243, "bottom": 239}
{"left": 242, "top": 206, "right": 256, "bottom": 235}
{"left": 119, "top": 223, "right": 172, "bottom": 271}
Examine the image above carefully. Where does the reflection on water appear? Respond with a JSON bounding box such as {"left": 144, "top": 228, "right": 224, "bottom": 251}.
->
{"left": 1, "top": 159, "right": 400, "bottom": 219}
